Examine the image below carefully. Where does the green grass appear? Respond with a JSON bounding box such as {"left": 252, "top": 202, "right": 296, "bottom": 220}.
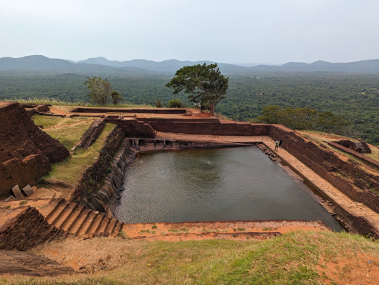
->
{"left": 33, "top": 114, "right": 94, "bottom": 150}
{"left": 3, "top": 231, "right": 378, "bottom": 285}
{"left": 41, "top": 123, "right": 115, "bottom": 186}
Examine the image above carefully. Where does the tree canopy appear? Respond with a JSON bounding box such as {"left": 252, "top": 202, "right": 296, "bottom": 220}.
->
{"left": 253, "top": 105, "right": 353, "bottom": 135}
{"left": 83, "top": 76, "right": 122, "bottom": 105}
{"left": 165, "top": 63, "right": 228, "bottom": 115}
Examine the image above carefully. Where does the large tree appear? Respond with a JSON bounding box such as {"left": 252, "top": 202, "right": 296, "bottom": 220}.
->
{"left": 165, "top": 63, "right": 228, "bottom": 115}
{"left": 84, "top": 76, "right": 122, "bottom": 105}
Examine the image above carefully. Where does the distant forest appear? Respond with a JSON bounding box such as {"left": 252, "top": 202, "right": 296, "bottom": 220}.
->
{"left": 0, "top": 71, "right": 378, "bottom": 144}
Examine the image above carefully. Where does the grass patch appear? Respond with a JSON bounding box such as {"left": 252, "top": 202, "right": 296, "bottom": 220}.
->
{"left": 6, "top": 231, "right": 378, "bottom": 285}
{"left": 41, "top": 123, "right": 115, "bottom": 186}
{"left": 363, "top": 145, "right": 379, "bottom": 162}
{"left": 33, "top": 115, "right": 93, "bottom": 150}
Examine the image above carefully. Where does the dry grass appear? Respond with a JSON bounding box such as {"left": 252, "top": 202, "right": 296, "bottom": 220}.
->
{"left": 1, "top": 231, "right": 378, "bottom": 285}
{"left": 363, "top": 145, "right": 379, "bottom": 162}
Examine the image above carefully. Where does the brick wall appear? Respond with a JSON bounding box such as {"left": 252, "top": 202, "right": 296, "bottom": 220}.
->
{"left": 0, "top": 206, "right": 65, "bottom": 250}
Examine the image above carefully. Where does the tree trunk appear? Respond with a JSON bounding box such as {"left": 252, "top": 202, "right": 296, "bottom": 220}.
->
{"left": 210, "top": 102, "right": 215, "bottom": 116}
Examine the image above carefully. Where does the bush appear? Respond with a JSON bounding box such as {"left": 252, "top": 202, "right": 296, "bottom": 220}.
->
{"left": 167, "top": 99, "right": 185, "bottom": 108}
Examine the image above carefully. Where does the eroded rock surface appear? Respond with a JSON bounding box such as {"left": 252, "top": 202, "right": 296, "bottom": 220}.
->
{"left": 0, "top": 102, "right": 69, "bottom": 198}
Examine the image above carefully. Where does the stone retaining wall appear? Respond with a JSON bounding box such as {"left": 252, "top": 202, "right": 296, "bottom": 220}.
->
{"left": 106, "top": 118, "right": 156, "bottom": 138}
{"left": 71, "top": 107, "right": 187, "bottom": 114}
{"left": 73, "top": 126, "right": 126, "bottom": 212}
{"left": 74, "top": 118, "right": 106, "bottom": 149}
{"left": 327, "top": 141, "right": 379, "bottom": 169}
{"left": 268, "top": 125, "right": 379, "bottom": 213}
{"left": 139, "top": 118, "right": 270, "bottom": 136}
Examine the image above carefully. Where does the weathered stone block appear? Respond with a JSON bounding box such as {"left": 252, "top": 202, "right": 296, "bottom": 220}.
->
{"left": 22, "top": 184, "right": 34, "bottom": 196}
{"left": 4, "top": 195, "right": 16, "bottom": 202}
{"left": 12, "top": 185, "right": 24, "bottom": 199}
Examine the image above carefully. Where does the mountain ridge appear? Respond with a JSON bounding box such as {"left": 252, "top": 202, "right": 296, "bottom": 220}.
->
{"left": 0, "top": 55, "right": 378, "bottom": 74}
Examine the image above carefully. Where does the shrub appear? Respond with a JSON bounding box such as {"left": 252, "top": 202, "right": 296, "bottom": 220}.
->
{"left": 167, "top": 99, "right": 185, "bottom": 108}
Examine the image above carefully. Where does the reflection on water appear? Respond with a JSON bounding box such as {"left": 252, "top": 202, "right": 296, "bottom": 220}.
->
{"left": 115, "top": 146, "right": 344, "bottom": 231}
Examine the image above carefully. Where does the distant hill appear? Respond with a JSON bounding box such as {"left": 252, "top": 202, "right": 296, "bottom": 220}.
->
{"left": 0, "top": 55, "right": 151, "bottom": 73}
{"left": 0, "top": 55, "right": 378, "bottom": 74}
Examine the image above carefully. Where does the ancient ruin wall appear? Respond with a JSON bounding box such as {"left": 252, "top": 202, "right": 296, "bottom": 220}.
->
{"left": 0, "top": 206, "right": 66, "bottom": 250}
{"left": 139, "top": 118, "right": 271, "bottom": 136}
{"left": 75, "top": 118, "right": 106, "bottom": 149}
{"left": 106, "top": 118, "right": 156, "bottom": 138}
{"left": 268, "top": 124, "right": 379, "bottom": 213}
{"left": 100, "top": 138, "right": 135, "bottom": 216}
{"left": 73, "top": 126, "right": 126, "bottom": 212}
{"left": 71, "top": 107, "right": 187, "bottom": 114}
{"left": 0, "top": 102, "right": 69, "bottom": 198}
{"left": 327, "top": 141, "right": 379, "bottom": 169}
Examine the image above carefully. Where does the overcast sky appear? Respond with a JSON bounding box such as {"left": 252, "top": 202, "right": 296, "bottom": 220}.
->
{"left": 0, "top": 0, "right": 378, "bottom": 64}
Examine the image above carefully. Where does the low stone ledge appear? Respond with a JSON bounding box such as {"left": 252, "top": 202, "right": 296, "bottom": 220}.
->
{"left": 327, "top": 141, "right": 378, "bottom": 169}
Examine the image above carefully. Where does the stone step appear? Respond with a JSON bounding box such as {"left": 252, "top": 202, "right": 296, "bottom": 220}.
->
{"left": 95, "top": 216, "right": 110, "bottom": 234}
{"left": 68, "top": 209, "right": 91, "bottom": 234}
{"left": 46, "top": 202, "right": 70, "bottom": 225}
{"left": 42, "top": 199, "right": 65, "bottom": 220}
{"left": 56, "top": 203, "right": 79, "bottom": 230}
{"left": 64, "top": 205, "right": 85, "bottom": 232}
{"left": 53, "top": 203, "right": 77, "bottom": 228}
{"left": 112, "top": 221, "right": 124, "bottom": 235}
{"left": 85, "top": 213, "right": 105, "bottom": 234}
{"left": 104, "top": 218, "right": 117, "bottom": 234}
{"left": 76, "top": 211, "right": 97, "bottom": 236}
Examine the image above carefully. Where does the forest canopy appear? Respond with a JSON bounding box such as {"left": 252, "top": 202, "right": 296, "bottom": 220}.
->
{"left": 0, "top": 71, "right": 378, "bottom": 144}
{"left": 253, "top": 105, "right": 352, "bottom": 135}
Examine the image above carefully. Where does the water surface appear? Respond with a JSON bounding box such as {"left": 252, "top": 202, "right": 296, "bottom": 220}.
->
{"left": 115, "top": 146, "right": 343, "bottom": 231}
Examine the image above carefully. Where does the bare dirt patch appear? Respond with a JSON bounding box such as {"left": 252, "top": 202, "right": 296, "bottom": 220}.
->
{"left": 0, "top": 250, "right": 74, "bottom": 276}
{"left": 317, "top": 253, "right": 379, "bottom": 285}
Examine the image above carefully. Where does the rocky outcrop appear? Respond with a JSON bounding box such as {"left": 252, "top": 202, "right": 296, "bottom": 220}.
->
{"left": 0, "top": 102, "right": 69, "bottom": 198}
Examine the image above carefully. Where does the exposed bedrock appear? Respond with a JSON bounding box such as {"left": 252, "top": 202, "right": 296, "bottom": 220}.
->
{"left": 268, "top": 124, "right": 379, "bottom": 213}
{"left": 0, "top": 102, "right": 69, "bottom": 198}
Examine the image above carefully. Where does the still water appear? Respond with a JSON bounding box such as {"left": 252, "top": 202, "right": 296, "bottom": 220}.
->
{"left": 115, "top": 146, "right": 343, "bottom": 231}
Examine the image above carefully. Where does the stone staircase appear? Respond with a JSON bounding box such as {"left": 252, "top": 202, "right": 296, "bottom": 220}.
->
{"left": 35, "top": 198, "right": 124, "bottom": 239}
{"left": 355, "top": 141, "right": 369, "bottom": 153}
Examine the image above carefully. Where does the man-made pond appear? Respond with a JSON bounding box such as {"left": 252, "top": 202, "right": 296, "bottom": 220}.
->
{"left": 115, "top": 146, "right": 344, "bottom": 231}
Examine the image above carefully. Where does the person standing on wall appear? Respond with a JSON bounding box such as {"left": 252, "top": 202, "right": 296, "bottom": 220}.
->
{"left": 279, "top": 139, "right": 283, "bottom": 148}
{"left": 275, "top": 140, "right": 279, "bottom": 151}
